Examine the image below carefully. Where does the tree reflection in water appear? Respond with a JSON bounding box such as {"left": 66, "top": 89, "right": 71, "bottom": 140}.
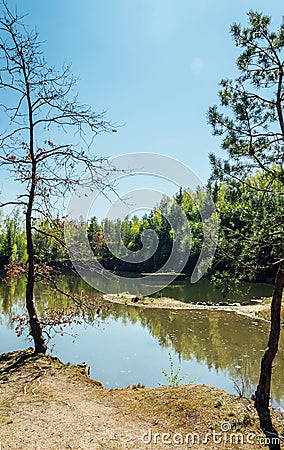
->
{"left": 0, "top": 275, "right": 282, "bottom": 406}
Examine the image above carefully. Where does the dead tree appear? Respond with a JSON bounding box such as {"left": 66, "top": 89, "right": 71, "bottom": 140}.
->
{"left": 0, "top": 2, "right": 117, "bottom": 353}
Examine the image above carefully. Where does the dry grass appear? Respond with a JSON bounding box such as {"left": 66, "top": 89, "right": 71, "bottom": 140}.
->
{"left": 0, "top": 350, "right": 284, "bottom": 449}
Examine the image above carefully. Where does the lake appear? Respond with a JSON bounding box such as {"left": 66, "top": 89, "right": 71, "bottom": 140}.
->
{"left": 0, "top": 275, "right": 283, "bottom": 409}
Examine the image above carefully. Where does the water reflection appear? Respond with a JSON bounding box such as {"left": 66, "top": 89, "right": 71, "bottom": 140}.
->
{"left": 64, "top": 272, "right": 273, "bottom": 303}
{"left": 0, "top": 276, "right": 282, "bottom": 408}
{"left": 106, "top": 303, "right": 284, "bottom": 405}
{"left": 158, "top": 278, "right": 273, "bottom": 303}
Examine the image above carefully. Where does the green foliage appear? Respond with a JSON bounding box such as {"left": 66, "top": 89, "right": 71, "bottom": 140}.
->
{"left": 208, "top": 11, "right": 284, "bottom": 289}
{"left": 33, "top": 218, "right": 67, "bottom": 263}
{"left": 0, "top": 166, "right": 282, "bottom": 284}
{"left": 84, "top": 190, "right": 208, "bottom": 275}
{"left": 0, "top": 214, "right": 68, "bottom": 269}
{"left": 242, "top": 413, "right": 254, "bottom": 426}
{"left": 208, "top": 13, "right": 284, "bottom": 429}
{"left": 0, "top": 211, "right": 27, "bottom": 266}
{"left": 160, "top": 352, "right": 194, "bottom": 387}
{"left": 208, "top": 11, "right": 284, "bottom": 181}
{"left": 211, "top": 170, "right": 283, "bottom": 284}
{"left": 214, "top": 399, "right": 223, "bottom": 408}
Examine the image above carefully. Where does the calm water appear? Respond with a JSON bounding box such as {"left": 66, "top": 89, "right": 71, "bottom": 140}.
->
{"left": 0, "top": 275, "right": 283, "bottom": 408}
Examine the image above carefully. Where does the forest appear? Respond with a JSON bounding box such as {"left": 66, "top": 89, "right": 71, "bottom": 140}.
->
{"left": 0, "top": 167, "right": 282, "bottom": 285}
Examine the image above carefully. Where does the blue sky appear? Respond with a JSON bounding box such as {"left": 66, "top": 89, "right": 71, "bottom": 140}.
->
{"left": 1, "top": 0, "right": 283, "bottom": 216}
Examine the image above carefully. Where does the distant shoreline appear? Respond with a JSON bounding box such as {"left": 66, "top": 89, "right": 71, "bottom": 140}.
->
{"left": 102, "top": 293, "right": 276, "bottom": 323}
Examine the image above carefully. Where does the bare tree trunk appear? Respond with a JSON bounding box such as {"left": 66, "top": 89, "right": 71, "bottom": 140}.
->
{"left": 25, "top": 182, "right": 47, "bottom": 355}
{"left": 255, "top": 262, "right": 284, "bottom": 448}
{"left": 21, "top": 50, "right": 47, "bottom": 355}
{"left": 26, "top": 270, "right": 47, "bottom": 355}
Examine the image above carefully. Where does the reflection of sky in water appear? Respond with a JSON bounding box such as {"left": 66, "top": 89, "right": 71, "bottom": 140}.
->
{"left": 0, "top": 277, "right": 282, "bottom": 409}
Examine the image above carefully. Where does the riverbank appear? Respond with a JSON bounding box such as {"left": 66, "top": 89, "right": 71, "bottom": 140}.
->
{"left": 1, "top": 349, "right": 283, "bottom": 449}
{"left": 103, "top": 293, "right": 282, "bottom": 323}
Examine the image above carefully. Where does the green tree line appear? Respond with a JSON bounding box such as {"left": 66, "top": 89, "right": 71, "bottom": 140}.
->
{"left": 0, "top": 168, "right": 282, "bottom": 283}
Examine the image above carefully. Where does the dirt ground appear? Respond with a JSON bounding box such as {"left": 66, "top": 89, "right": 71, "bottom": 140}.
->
{"left": 0, "top": 349, "right": 284, "bottom": 449}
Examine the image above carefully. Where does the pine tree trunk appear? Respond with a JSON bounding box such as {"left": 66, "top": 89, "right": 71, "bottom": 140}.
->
{"left": 254, "top": 262, "right": 283, "bottom": 449}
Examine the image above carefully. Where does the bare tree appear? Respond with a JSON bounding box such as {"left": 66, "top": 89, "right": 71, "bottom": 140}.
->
{"left": 0, "top": 2, "right": 117, "bottom": 353}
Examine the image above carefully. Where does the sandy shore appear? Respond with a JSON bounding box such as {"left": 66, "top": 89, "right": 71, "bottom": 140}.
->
{"left": 103, "top": 293, "right": 275, "bottom": 322}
